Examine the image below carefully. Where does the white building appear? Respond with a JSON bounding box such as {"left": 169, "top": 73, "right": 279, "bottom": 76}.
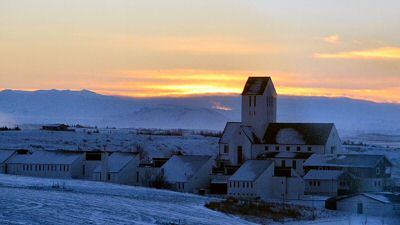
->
{"left": 304, "top": 170, "right": 349, "bottom": 196}
{"left": 6, "top": 150, "right": 84, "bottom": 179}
{"left": 304, "top": 154, "right": 392, "bottom": 193}
{"left": 0, "top": 150, "right": 15, "bottom": 173}
{"left": 216, "top": 77, "right": 341, "bottom": 200}
{"left": 218, "top": 77, "right": 342, "bottom": 168}
{"left": 92, "top": 152, "right": 140, "bottom": 185}
{"left": 334, "top": 192, "right": 400, "bottom": 217}
{"left": 161, "top": 155, "right": 214, "bottom": 193}
{"left": 228, "top": 160, "right": 274, "bottom": 200}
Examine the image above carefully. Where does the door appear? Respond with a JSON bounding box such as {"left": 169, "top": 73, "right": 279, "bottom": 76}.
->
{"left": 237, "top": 146, "right": 243, "bottom": 164}
{"left": 357, "top": 202, "right": 363, "bottom": 214}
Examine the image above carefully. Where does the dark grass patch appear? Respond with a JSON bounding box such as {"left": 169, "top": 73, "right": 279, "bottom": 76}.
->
{"left": 205, "top": 197, "right": 316, "bottom": 222}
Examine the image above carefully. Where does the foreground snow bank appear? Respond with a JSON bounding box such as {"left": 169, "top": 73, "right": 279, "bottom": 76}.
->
{"left": 0, "top": 174, "right": 252, "bottom": 225}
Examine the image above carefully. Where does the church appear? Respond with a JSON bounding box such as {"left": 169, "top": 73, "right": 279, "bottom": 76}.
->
{"left": 215, "top": 76, "right": 343, "bottom": 200}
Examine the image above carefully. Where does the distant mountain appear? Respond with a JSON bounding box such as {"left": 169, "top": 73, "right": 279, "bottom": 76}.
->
{"left": 1, "top": 89, "right": 399, "bottom": 132}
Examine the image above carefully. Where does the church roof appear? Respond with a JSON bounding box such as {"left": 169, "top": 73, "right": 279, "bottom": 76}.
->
{"left": 263, "top": 123, "right": 334, "bottom": 145}
{"left": 162, "top": 155, "right": 212, "bottom": 183}
{"left": 241, "top": 77, "right": 271, "bottom": 95}
{"left": 219, "top": 122, "right": 241, "bottom": 144}
{"left": 303, "top": 169, "right": 344, "bottom": 180}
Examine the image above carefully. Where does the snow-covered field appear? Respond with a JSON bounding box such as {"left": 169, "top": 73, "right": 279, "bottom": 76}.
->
{"left": 0, "top": 174, "right": 398, "bottom": 225}
{"left": 0, "top": 126, "right": 219, "bottom": 158}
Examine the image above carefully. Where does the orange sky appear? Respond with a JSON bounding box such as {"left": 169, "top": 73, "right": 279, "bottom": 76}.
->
{"left": 0, "top": 1, "right": 399, "bottom": 103}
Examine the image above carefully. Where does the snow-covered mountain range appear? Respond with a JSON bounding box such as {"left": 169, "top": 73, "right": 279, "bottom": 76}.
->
{"left": 1, "top": 89, "right": 399, "bottom": 132}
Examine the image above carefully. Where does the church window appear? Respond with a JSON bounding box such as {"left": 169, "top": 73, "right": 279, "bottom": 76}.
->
{"left": 249, "top": 96, "right": 252, "bottom": 107}
{"left": 286, "top": 146, "right": 290, "bottom": 151}
{"left": 297, "top": 146, "right": 301, "bottom": 151}
{"left": 275, "top": 146, "right": 280, "bottom": 151}
{"left": 307, "top": 146, "right": 312, "bottom": 151}
{"left": 254, "top": 96, "right": 257, "bottom": 107}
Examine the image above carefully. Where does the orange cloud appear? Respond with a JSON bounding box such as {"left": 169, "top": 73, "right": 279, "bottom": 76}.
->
{"left": 323, "top": 34, "right": 340, "bottom": 44}
{"left": 314, "top": 47, "right": 400, "bottom": 59}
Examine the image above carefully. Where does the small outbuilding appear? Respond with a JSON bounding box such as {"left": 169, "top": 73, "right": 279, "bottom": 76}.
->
{"left": 161, "top": 155, "right": 214, "bottom": 193}
{"left": 92, "top": 152, "right": 140, "bottom": 185}
{"left": 6, "top": 150, "right": 84, "bottom": 179}
{"left": 331, "top": 192, "right": 400, "bottom": 217}
{"left": 228, "top": 160, "right": 274, "bottom": 200}
{"left": 304, "top": 169, "right": 351, "bottom": 196}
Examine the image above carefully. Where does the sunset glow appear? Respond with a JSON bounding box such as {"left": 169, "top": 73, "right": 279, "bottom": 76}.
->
{"left": 0, "top": 0, "right": 399, "bottom": 103}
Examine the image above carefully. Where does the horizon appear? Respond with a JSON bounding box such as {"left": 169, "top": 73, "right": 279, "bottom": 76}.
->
{"left": 2, "top": 87, "right": 400, "bottom": 105}
{"left": 1, "top": 1, "right": 399, "bottom": 103}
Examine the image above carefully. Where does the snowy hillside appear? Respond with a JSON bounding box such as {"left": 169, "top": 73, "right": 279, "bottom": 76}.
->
{"left": 0, "top": 174, "right": 398, "bottom": 225}
{"left": 1, "top": 89, "right": 400, "bottom": 132}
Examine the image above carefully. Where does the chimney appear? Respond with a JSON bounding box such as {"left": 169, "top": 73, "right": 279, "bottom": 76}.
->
{"left": 101, "top": 151, "right": 108, "bottom": 181}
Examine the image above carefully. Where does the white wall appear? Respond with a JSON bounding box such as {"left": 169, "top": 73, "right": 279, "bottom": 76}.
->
{"left": 228, "top": 164, "right": 274, "bottom": 200}
{"left": 271, "top": 175, "right": 304, "bottom": 200}
{"left": 336, "top": 195, "right": 400, "bottom": 217}
{"left": 185, "top": 157, "right": 214, "bottom": 193}
{"left": 114, "top": 155, "right": 140, "bottom": 185}
{"left": 324, "top": 126, "right": 342, "bottom": 154}
{"left": 305, "top": 179, "right": 338, "bottom": 196}
{"left": 6, "top": 158, "right": 84, "bottom": 179}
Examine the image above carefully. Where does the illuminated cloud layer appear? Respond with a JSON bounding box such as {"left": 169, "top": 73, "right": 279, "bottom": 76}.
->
{"left": 315, "top": 47, "right": 400, "bottom": 60}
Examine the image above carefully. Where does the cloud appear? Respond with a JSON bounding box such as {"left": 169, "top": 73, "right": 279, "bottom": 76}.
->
{"left": 314, "top": 47, "right": 400, "bottom": 59}
{"left": 323, "top": 34, "right": 340, "bottom": 44}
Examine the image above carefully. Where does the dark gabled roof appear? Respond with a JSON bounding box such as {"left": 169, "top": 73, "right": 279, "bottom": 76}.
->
{"left": 334, "top": 192, "right": 400, "bottom": 204}
{"left": 241, "top": 126, "right": 261, "bottom": 144}
{"left": 241, "top": 77, "right": 271, "bottom": 95}
{"left": 263, "top": 123, "right": 334, "bottom": 145}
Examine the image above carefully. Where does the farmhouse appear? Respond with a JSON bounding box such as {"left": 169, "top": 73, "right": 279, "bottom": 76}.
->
{"left": 6, "top": 150, "right": 84, "bottom": 179}
{"left": 161, "top": 155, "right": 214, "bottom": 193}
{"left": 0, "top": 150, "right": 16, "bottom": 173}
{"left": 92, "top": 152, "right": 140, "bottom": 185}
{"left": 331, "top": 192, "right": 400, "bottom": 217}
{"left": 228, "top": 160, "right": 274, "bottom": 200}
{"left": 304, "top": 154, "right": 392, "bottom": 193}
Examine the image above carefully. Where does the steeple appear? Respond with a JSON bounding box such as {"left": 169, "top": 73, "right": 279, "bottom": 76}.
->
{"left": 241, "top": 77, "right": 277, "bottom": 138}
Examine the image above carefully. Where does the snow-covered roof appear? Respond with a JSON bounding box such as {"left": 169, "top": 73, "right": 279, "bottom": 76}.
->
{"left": 7, "top": 150, "right": 83, "bottom": 165}
{"left": 304, "top": 153, "right": 389, "bottom": 168}
{"left": 229, "top": 160, "right": 273, "bottom": 182}
{"left": 303, "top": 170, "right": 344, "bottom": 180}
{"left": 241, "top": 77, "right": 271, "bottom": 95}
{"left": 0, "top": 150, "right": 15, "bottom": 164}
{"left": 162, "top": 155, "right": 212, "bottom": 183}
{"left": 219, "top": 122, "right": 241, "bottom": 144}
{"left": 336, "top": 192, "right": 400, "bottom": 204}
{"left": 263, "top": 123, "right": 334, "bottom": 145}
{"left": 94, "top": 152, "right": 138, "bottom": 173}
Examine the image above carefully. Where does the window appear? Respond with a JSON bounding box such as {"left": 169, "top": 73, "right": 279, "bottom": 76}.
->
{"left": 376, "top": 168, "right": 380, "bottom": 175}
{"left": 307, "top": 146, "right": 312, "bottom": 152}
{"left": 317, "top": 181, "right": 320, "bottom": 186}
{"left": 385, "top": 167, "right": 391, "bottom": 174}
{"left": 309, "top": 181, "right": 312, "bottom": 186}
{"left": 275, "top": 146, "right": 280, "bottom": 151}
{"left": 224, "top": 145, "right": 229, "bottom": 154}
{"left": 108, "top": 173, "right": 111, "bottom": 181}
{"left": 254, "top": 96, "right": 256, "bottom": 107}
{"left": 292, "top": 160, "right": 297, "bottom": 169}
{"left": 286, "top": 146, "right": 290, "bottom": 151}
{"left": 250, "top": 182, "right": 253, "bottom": 188}
{"left": 265, "top": 146, "right": 269, "bottom": 151}
{"left": 249, "top": 96, "right": 251, "bottom": 107}
{"left": 297, "top": 146, "right": 301, "bottom": 151}
{"left": 136, "top": 171, "right": 139, "bottom": 183}
{"left": 282, "top": 160, "right": 286, "bottom": 167}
